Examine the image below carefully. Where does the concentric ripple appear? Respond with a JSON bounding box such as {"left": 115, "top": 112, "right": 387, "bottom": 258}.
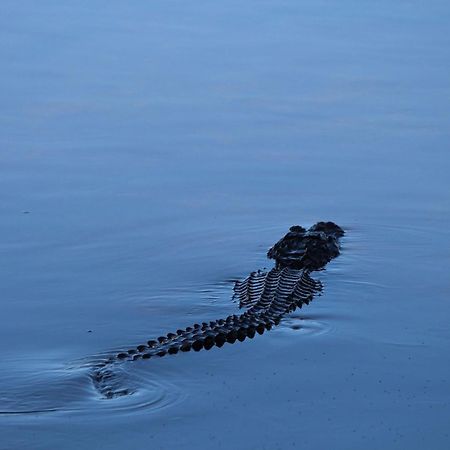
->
{"left": 0, "top": 357, "right": 183, "bottom": 417}
{"left": 282, "top": 315, "right": 335, "bottom": 337}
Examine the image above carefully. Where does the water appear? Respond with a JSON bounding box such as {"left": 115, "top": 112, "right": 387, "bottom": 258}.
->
{"left": 1, "top": 1, "right": 449, "bottom": 448}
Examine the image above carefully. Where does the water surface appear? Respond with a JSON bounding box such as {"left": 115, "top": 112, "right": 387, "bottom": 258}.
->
{"left": 1, "top": 1, "right": 449, "bottom": 449}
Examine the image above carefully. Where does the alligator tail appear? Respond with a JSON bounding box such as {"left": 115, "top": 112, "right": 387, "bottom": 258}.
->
{"left": 91, "top": 269, "right": 322, "bottom": 398}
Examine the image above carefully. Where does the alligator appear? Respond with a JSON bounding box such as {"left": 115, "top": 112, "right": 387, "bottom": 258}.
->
{"left": 92, "top": 222, "right": 344, "bottom": 398}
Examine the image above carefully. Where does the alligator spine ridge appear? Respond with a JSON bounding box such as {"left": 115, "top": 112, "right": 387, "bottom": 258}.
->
{"left": 91, "top": 221, "right": 344, "bottom": 398}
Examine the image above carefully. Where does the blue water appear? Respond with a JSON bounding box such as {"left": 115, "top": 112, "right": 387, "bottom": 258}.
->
{"left": 1, "top": 1, "right": 449, "bottom": 449}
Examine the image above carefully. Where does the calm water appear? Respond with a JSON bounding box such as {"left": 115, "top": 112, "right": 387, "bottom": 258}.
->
{"left": 1, "top": 1, "right": 449, "bottom": 449}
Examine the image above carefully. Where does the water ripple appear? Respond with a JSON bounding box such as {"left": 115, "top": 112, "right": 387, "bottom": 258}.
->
{"left": 0, "top": 357, "right": 184, "bottom": 417}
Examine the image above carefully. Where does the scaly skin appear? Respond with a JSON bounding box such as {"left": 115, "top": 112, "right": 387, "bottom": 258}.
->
{"left": 91, "top": 222, "right": 344, "bottom": 398}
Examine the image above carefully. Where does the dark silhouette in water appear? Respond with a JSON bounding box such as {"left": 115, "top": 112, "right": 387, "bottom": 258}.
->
{"left": 92, "top": 222, "right": 344, "bottom": 398}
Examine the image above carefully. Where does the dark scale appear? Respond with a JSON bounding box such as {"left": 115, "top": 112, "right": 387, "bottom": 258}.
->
{"left": 92, "top": 222, "right": 344, "bottom": 398}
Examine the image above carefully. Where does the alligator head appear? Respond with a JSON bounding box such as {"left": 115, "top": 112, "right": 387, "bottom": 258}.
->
{"left": 267, "top": 221, "right": 344, "bottom": 270}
